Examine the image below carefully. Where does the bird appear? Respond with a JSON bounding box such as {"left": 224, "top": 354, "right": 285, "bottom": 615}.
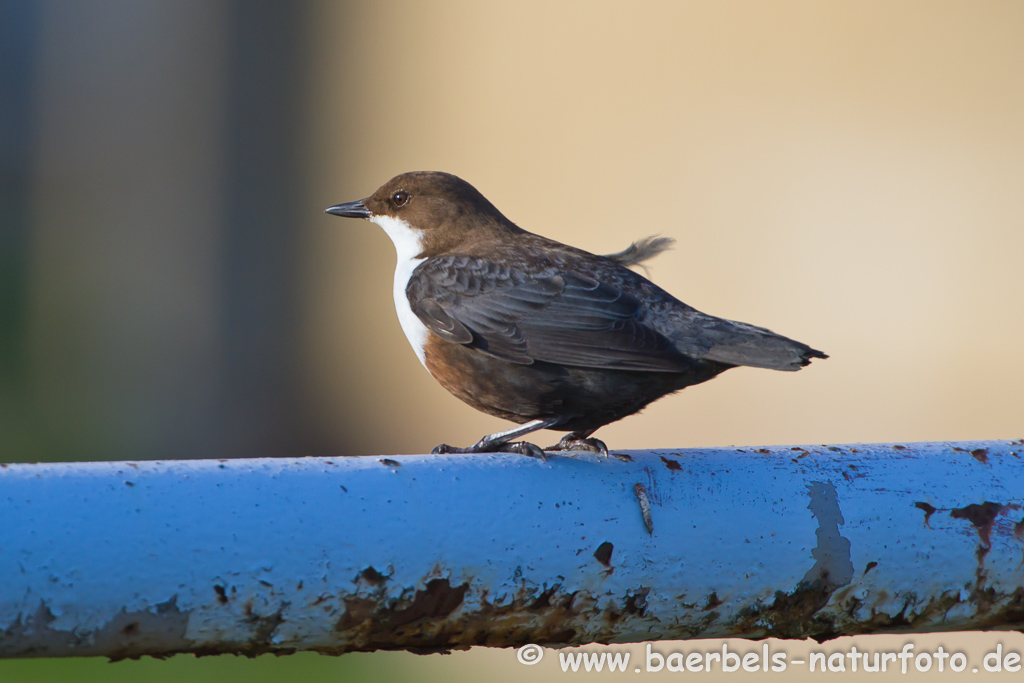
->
{"left": 326, "top": 171, "right": 826, "bottom": 458}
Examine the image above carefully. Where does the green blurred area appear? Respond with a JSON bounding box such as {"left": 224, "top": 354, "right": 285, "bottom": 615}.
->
{"left": 0, "top": 652, "right": 402, "bottom": 683}
{"left": 0, "top": 649, "right": 527, "bottom": 683}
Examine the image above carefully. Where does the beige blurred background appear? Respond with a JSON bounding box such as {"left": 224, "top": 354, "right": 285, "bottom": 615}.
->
{"left": 2, "top": 1, "right": 1022, "bottom": 681}
{"left": 304, "top": 1, "right": 1024, "bottom": 456}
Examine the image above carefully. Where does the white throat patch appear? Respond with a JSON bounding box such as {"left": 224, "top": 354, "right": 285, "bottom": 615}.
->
{"left": 369, "top": 215, "right": 430, "bottom": 368}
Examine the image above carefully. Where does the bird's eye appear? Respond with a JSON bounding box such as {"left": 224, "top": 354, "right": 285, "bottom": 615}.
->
{"left": 392, "top": 190, "right": 410, "bottom": 207}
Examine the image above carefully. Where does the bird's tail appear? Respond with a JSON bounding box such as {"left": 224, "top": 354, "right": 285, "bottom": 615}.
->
{"left": 607, "top": 237, "right": 827, "bottom": 371}
{"left": 669, "top": 311, "right": 828, "bottom": 371}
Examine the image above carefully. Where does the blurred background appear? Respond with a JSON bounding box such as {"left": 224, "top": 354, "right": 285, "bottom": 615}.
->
{"left": 1, "top": 0, "right": 1022, "bottom": 681}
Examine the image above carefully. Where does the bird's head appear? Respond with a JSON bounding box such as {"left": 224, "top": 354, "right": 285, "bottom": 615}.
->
{"left": 326, "top": 172, "right": 518, "bottom": 258}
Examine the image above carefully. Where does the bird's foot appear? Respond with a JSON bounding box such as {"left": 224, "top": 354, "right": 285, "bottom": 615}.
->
{"left": 431, "top": 418, "right": 559, "bottom": 460}
{"left": 431, "top": 440, "right": 547, "bottom": 460}
{"left": 545, "top": 434, "right": 609, "bottom": 458}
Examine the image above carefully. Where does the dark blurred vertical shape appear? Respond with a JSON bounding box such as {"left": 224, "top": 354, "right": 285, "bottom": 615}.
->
{"left": 218, "top": 0, "right": 316, "bottom": 458}
{"left": 2, "top": 0, "right": 331, "bottom": 465}
{"left": 4, "top": 0, "right": 328, "bottom": 464}
{"left": 0, "top": 1, "right": 37, "bottom": 456}
{"left": 1, "top": 1, "right": 324, "bottom": 464}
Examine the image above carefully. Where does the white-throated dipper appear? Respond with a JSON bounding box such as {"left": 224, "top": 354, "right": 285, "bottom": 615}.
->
{"left": 326, "top": 171, "right": 826, "bottom": 457}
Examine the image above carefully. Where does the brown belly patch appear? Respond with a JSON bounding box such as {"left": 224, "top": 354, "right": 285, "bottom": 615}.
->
{"left": 422, "top": 333, "right": 732, "bottom": 433}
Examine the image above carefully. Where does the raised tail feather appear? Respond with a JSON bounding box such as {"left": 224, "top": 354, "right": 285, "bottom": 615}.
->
{"left": 604, "top": 235, "right": 675, "bottom": 269}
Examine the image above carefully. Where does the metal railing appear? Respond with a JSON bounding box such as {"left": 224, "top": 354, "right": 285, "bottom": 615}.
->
{"left": 1, "top": 439, "right": 1022, "bottom": 658}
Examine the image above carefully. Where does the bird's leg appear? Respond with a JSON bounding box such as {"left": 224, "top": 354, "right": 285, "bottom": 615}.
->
{"left": 546, "top": 429, "right": 609, "bottom": 458}
{"left": 432, "top": 418, "right": 560, "bottom": 459}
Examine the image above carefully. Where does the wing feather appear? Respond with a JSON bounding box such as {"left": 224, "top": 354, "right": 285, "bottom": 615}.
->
{"left": 408, "top": 257, "right": 691, "bottom": 372}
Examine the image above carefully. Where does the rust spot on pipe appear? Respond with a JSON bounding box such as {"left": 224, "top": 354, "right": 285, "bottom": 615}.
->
{"left": 914, "top": 502, "right": 937, "bottom": 527}
{"left": 213, "top": 585, "right": 228, "bottom": 605}
{"left": 970, "top": 448, "right": 990, "bottom": 464}
{"left": 334, "top": 597, "right": 377, "bottom": 632}
{"left": 382, "top": 579, "right": 468, "bottom": 629}
{"left": 986, "top": 587, "right": 1024, "bottom": 627}
{"left": 356, "top": 566, "right": 390, "bottom": 586}
{"left": 659, "top": 456, "right": 682, "bottom": 471}
{"left": 731, "top": 580, "right": 840, "bottom": 642}
{"left": 379, "top": 459, "right": 401, "bottom": 468}
{"left": 334, "top": 578, "right": 470, "bottom": 651}
{"left": 328, "top": 575, "right": 691, "bottom": 653}
{"left": 863, "top": 561, "right": 878, "bottom": 575}
{"left": 529, "top": 583, "right": 562, "bottom": 610}
{"left": 623, "top": 587, "right": 650, "bottom": 617}
{"left": 593, "top": 542, "right": 613, "bottom": 567}
{"left": 950, "top": 501, "right": 1004, "bottom": 548}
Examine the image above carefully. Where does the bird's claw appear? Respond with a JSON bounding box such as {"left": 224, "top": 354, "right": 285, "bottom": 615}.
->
{"left": 546, "top": 435, "right": 610, "bottom": 458}
{"left": 431, "top": 441, "right": 547, "bottom": 460}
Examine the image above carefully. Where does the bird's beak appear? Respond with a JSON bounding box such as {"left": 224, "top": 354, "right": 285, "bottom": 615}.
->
{"left": 325, "top": 200, "right": 371, "bottom": 218}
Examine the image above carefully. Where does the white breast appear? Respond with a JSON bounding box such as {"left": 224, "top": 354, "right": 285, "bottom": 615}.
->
{"left": 369, "top": 215, "right": 430, "bottom": 369}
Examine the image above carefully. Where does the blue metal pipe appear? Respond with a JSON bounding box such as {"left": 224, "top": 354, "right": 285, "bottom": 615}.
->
{"left": 1, "top": 440, "right": 1022, "bottom": 658}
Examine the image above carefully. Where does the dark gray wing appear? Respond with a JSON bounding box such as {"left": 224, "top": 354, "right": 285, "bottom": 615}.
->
{"left": 407, "top": 256, "right": 692, "bottom": 372}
